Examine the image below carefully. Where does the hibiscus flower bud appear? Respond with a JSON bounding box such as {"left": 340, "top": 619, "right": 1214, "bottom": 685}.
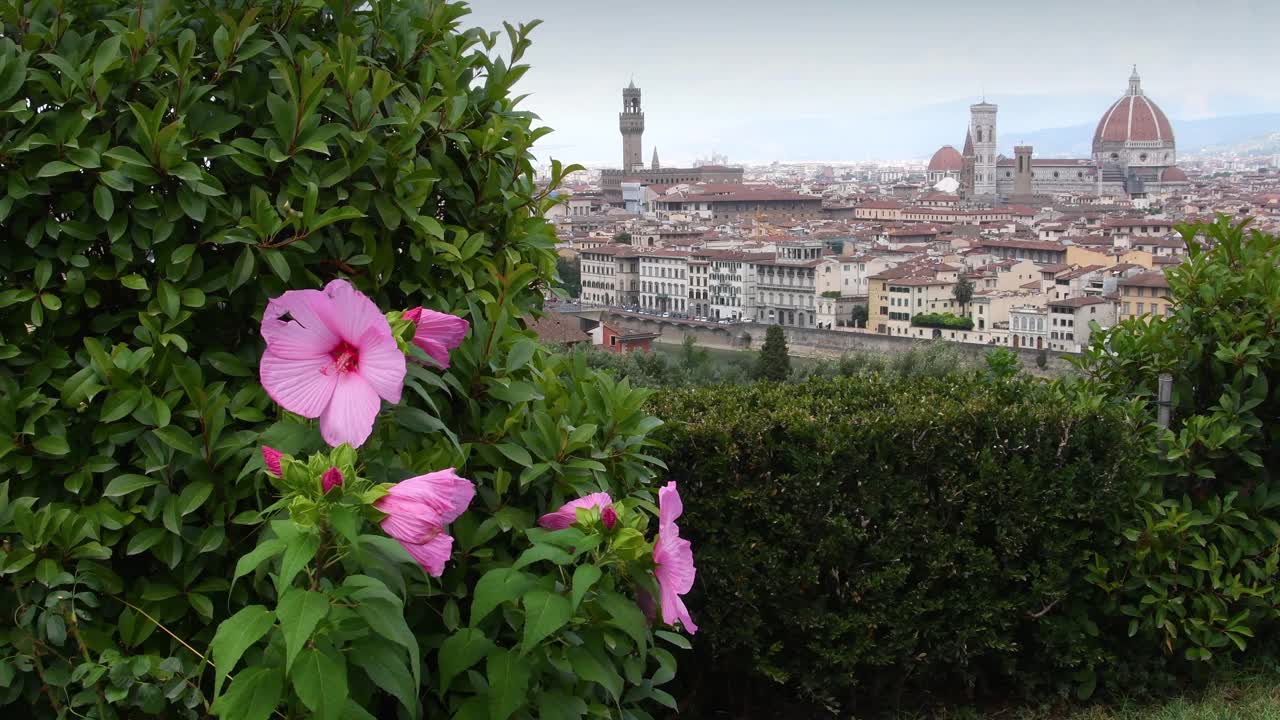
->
{"left": 261, "top": 446, "right": 283, "bottom": 477}
{"left": 321, "top": 467, "right": 343, "bottom": 494}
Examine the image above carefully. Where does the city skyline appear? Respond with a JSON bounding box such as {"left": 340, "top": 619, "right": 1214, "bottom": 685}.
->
{"left": 465, "top": 0, "right": 1280, "bottom": 165}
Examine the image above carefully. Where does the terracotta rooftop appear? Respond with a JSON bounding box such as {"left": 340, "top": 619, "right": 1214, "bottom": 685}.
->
{"left": 526, "top": 313, "right": 590, "bottom": 345}
{"left": 1119, "top": 271, "right": 1170, "bottom": 288}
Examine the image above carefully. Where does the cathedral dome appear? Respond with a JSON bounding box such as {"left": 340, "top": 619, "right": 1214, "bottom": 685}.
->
{"left": 1161, "top": 166, "right": 1188, "bottom": 182}
{"left": 1092, "top": 67, "right": 1174, "bottom": 150}
{"left": 928, "top": 145, "right": 963, "bottom": 173}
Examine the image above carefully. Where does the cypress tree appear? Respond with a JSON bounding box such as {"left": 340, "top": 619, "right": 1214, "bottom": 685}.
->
{"left": 755, "top": 325, "right": 792, "bottom": 381}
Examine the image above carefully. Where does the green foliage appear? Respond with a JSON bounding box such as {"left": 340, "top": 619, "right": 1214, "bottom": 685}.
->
{"left": 986, "top": 347, "right": 1023, "bottom": 381}
{"left": 555, "top": 256, "right": 580, "bottom": 298}
{"left": 649, "top": 375, "right": 1139, "bottom": 715}
{"left": 0, "top": 2, "right": 679, "bottom": 718}
{"left": 1036, "top": 347, "right": 1049, "bottom": 371}
{"left": 912, "top": 312, "right": 975, "bottom": 330}
{"left": 850, "top": 303, "right": 869, "bottom": 327}
{"left": 754, "top": 325, "right": 791, "bottom": 381}
{"left": 820, "top": 290, "right": 841, "bottom": 299}
{"left": 612, "top": 232, "right": 631, "bottom": 244}
{"left": 1079, "top": 217, "right": 1280, "bottom": 665}
{"left": 953, "top": 277, "right": 975, "bottom": 307}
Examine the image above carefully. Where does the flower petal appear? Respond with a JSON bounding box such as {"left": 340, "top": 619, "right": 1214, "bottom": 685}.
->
{"left": 654, "top": 532, "right": 696, "bottom": 596}
{"left": 377, "top": 498, "right": 445, "bottom": 543}
{"left": 260, "top": 289, "right": 339, "bottom": 360}
{"left": 260, "top": 351, "right": 338, "bottom": 419}
{"left": 402, "top": 533, "right": 456, "bottom": 577}
{"left": 322, "top": 279, "right": 393, "bottom": 345}
{"left": 355, "top": 326, "right": 406, "bottom": 404}
{"left": 322, "top": 467, "right": 343, "bottom": 494}
{"left": 537, "top": 492, "right": 614, "bottom": 530}
{"left": 411, "top": 309, "right": 469, "bottom": 368}
{"left": 388, "top": 469, "right": 475, "bottom": 525}
{"left": 658, "top": 481, "right": 684, "bottom": 530}
{"left": 318, "top": 371, "right": 382, "bottom": 448}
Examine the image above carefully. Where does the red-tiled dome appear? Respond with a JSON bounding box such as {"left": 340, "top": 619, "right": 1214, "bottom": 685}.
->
{"left": 1161, "top": 166, "right": 1188, "bottom": 182}
{"left": 928, "top": 145, "right": 963, "bottom": 173}
{"left": 1092, "top": 69, "right": 1174, "bottom": 149}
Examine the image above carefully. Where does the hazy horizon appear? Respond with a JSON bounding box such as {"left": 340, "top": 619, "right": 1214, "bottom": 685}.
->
{"left": 464, "top": 0, "right": 1280, "bottom": 165}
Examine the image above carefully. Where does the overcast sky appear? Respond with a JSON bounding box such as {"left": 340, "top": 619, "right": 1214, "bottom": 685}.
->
{"left": 463, "top": 0, "right": 1280, "bottom": 164}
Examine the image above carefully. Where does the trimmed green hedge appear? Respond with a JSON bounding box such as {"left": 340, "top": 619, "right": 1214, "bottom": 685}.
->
{"left": 912, "top": 312, "right": 974, "bottom": 330}
{"left": 650, "top": 375, "right": 1139, "bottom": 715}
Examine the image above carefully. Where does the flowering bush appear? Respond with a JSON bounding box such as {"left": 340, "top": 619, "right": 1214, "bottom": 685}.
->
{"left": 0, "top": 2, "right": 690, "bottom": 718}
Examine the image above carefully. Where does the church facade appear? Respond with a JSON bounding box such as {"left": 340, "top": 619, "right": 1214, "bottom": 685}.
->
{"left": 941, "top": 68, "right": 1188, "bottom": 200}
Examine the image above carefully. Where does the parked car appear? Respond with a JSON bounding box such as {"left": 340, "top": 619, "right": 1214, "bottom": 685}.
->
{"left": 661, "top": 312, "right": 671, "bottom": 318}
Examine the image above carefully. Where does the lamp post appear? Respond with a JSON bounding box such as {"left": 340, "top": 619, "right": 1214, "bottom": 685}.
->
{"left": 1156, "top": 373, "right": 1173, "bottom": 429}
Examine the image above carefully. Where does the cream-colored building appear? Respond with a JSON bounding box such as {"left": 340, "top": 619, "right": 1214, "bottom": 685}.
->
{"left": 1118, "top": 271, "right": 1172, "bottom": 321}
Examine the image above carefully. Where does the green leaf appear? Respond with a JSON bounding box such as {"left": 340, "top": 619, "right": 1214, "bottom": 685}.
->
{"left": 351, "top": 593, "right": 421, "bottom": 689}
{"left": 571, "top": 647, "right": 623, "bottom": 702}
{"left": 599, "top": 591, "right": 648, "bottom": 652}
{"left": 264, "top": 250, "right": 290, "bottom": 282}
{"left": 178, "top": 480, "right": 213, "bottom": 515}
{"left": 438, "top": 628, "right": 495, "bottom": 695}
{"left": 92, "top": 36, "right": 122, "bottom": 78}
{"left": 103, "top": 473, "right": 160, "bottom": 497}
{"left": 210, "top": 665, "right": 283, "bottom": 720}
{"left": 274, "top": 531, "right": 321, "bottom": 595}
{"left": 349, "top": 638, "right": 419, "bottom": 718}
{"left": 277, "top": 589, "right": 329, "bottom": 673}
{"left": 537, "top": 691, "right": 587, "bottom": 720}
{"left": 471, "top": 568, "right": 536, "bottom": 625}
{"left": 291, "top": 647, "right": 348, "bottom": 720}
{"left": 121, "top": 273, "right": 148, "bottom": 291}
{"left": 33, "top": 435, "right": 70, "bottom": 456}
{"left": 486, "top": 648, "right": 530, "bottom": 720}
{"left": 210, "top": 605, "right": 275, "bottom": 698}
{"left": 154, "top": 425, "right": 201, "bottom": 456}
{"left": 208, "top": 351, "right": 252, "bottom": 377}
{"left": 229, "top": 246, "right": 255, "bottom": 292}
{"left": 93, "top": 185, "right": 113, "bottom": 220}
{"left": 100, "top": 389, "right": 141, "bottom": 422}
{"left": 496, "top": 443, "right": 532, "bottom": 468}
{"left": 513, "top": 544, "right": 572, "bottom": 569}
{"left": 158, "top": 280, "right": 180, "bottom": 317}
{"left": 570, "top": 565, "right": 601, "bottom": 610}
{"left": 521, "top": 590, "right": 572, "bottom": 651}
{"left": 655, "top": 630, "right": 692, "bottom": 650}
{"left": 233, "top": 539, "right": 288, "bottom": 585}
{"left": 37, "top": 160, "right": 80, "bottom": 178}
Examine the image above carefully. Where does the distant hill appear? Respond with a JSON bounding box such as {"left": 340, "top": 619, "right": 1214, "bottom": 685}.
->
{"left": 1002, "top": 113, "right": 1280, "bottom": 158}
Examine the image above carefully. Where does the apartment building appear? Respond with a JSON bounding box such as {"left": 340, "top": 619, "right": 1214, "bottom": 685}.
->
{"left": 1118, "top": 271, "right": 1173, "bottom": 321}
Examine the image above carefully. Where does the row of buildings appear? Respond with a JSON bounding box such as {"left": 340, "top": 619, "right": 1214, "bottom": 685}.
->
{"left": 547, "top": 72, "right": 1280, "bottom": 354}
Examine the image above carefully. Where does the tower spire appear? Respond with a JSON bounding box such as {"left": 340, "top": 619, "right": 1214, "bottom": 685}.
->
{"left": 651, "top": 146, "right": 660, "bottom": 170}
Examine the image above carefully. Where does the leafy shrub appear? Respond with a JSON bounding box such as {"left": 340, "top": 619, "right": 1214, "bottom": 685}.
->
{"left": 1080, "top": 218, "right": 1280, "bottom": 664}
{"left": 649, "top": 375, "right": 1139, "bottom": 716}
{"left": 0, "top": 2, "right": 686, "bottom": 718}
{"left": 912, "top": 312, "right": 974, "bottom": 331}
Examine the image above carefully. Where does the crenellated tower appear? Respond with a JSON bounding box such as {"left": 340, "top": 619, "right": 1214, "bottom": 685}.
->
{"left": 620, "top": 80, "right": 644, "bottom": 172}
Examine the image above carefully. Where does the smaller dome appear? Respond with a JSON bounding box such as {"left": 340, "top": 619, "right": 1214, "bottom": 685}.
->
{"left": 928, "top": 145, "right": 963, "bottom": 173}
{"left": 1161, "top": 166, "right": 1188, "bottom": 183}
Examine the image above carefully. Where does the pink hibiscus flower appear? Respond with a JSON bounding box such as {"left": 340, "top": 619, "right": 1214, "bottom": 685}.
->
{"left": 538, "top": 492, "right": 615, "bottom": 530}
{"left": 375, "top": 469, "right": 475, "bottom": 577}
{"left": 259, "top": 279, "right": 406, "bottom": 449}
{"left": 653, "top": 481, "right": 697, "bottom": 633}
{"left": 403, "top": 307, "right": 469, "bottom": 368}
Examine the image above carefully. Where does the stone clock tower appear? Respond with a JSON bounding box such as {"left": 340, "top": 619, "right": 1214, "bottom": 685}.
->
{"left": 620, "top": 80, "right": 644, "bottom": 172}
